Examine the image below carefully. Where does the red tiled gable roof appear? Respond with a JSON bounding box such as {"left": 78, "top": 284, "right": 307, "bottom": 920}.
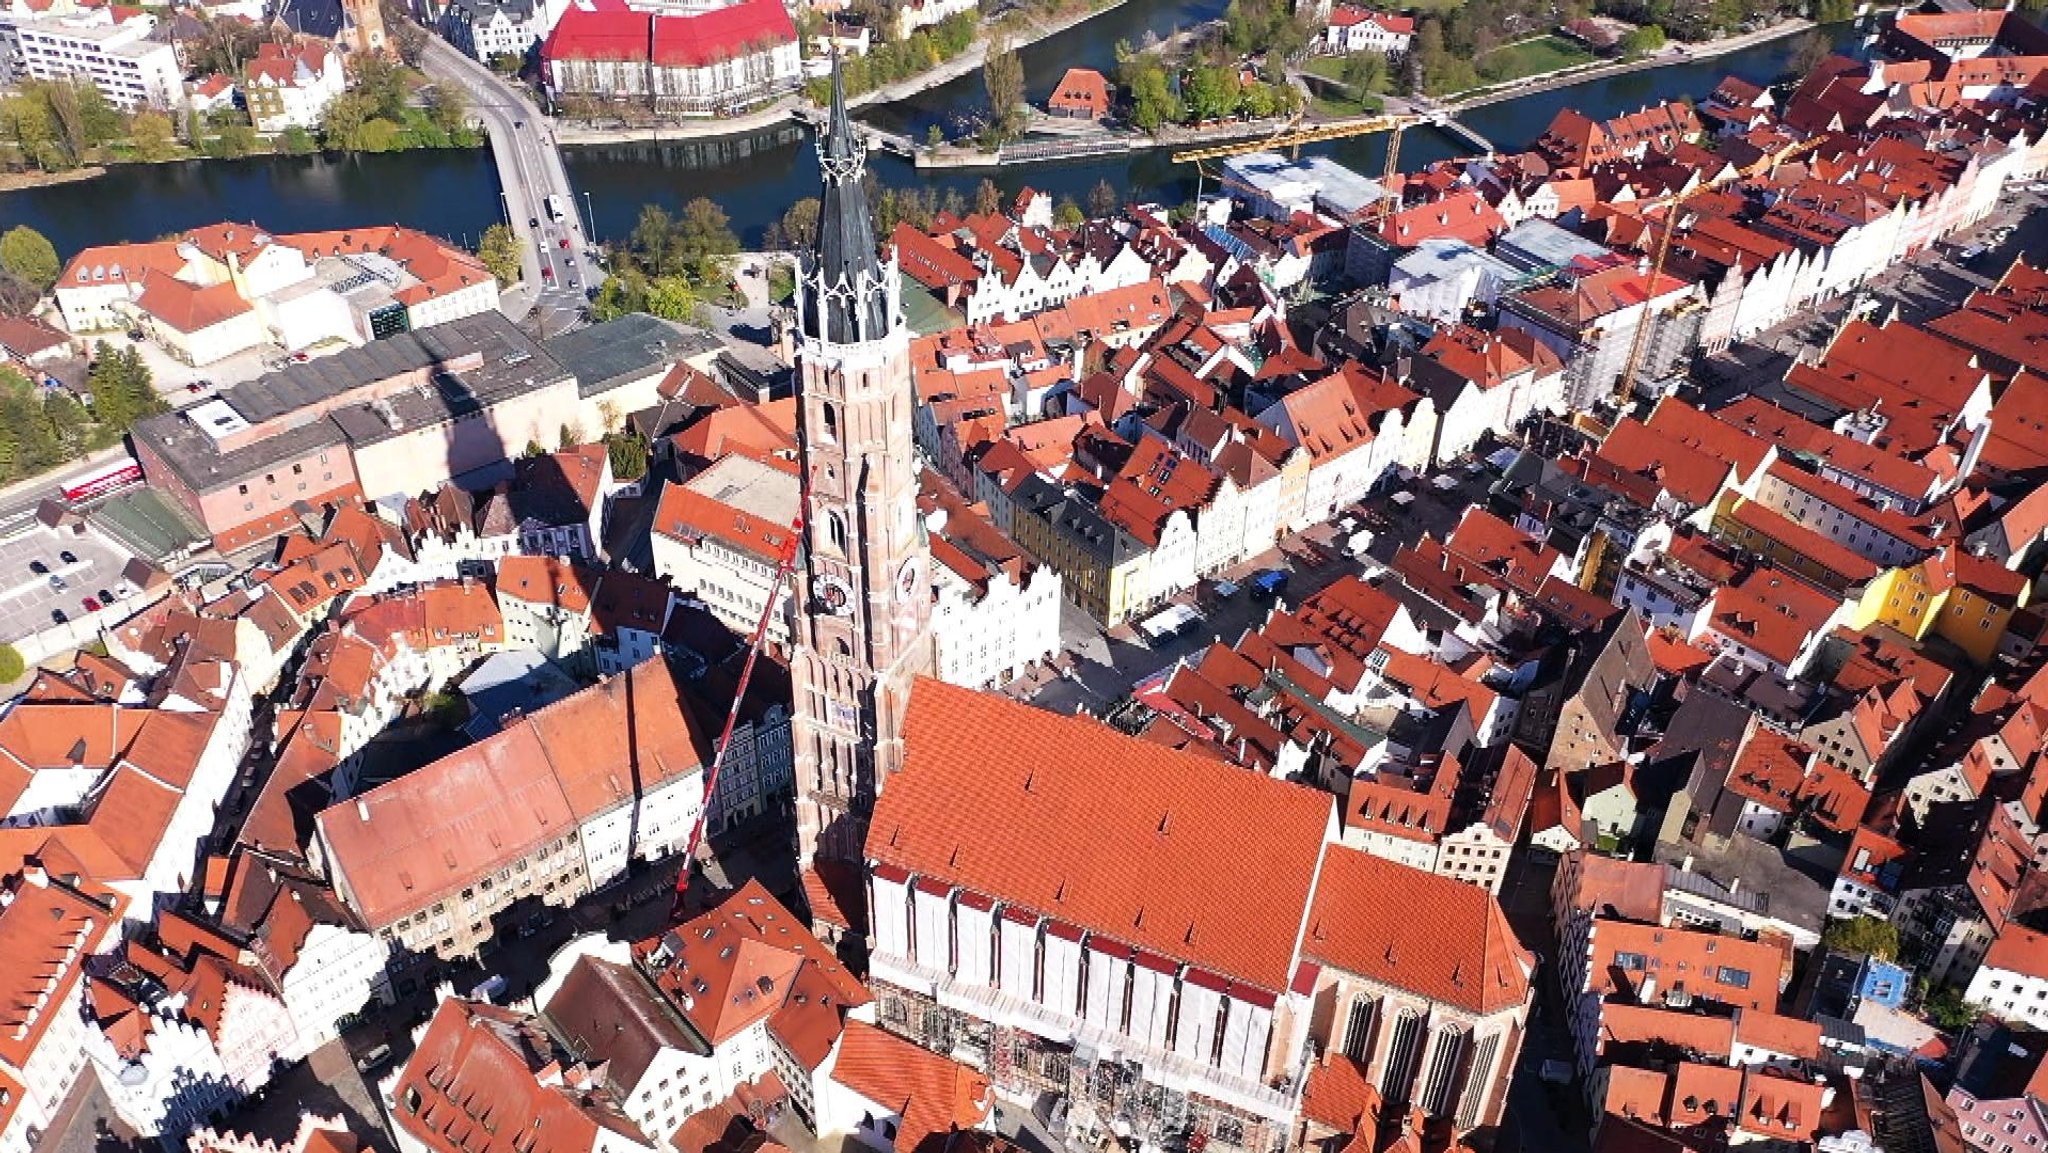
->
{"left": 1596, "top": 417, "right": 1732, "bottom": 508}
{"left": 318, "top": 660, "right": 703, "bottom": 928}
{"left": 636, "top": 879, "right": 866, "bottom": 1067}
{"left": 868, "top": 679, "right": 1335, "bottom": 992}
{"left": 1590, "top": 922, "right": 1780, "bottom": 1010}
{"left": 1668, "top": 1062, "right": 1744, "bottom": 1129}
{"left": 1302, "top": 1055, "right": 1384, "bottom": 1134}
{"left": 1303, "top": 844, "right": 1530, "bottom": 1015}
{"left": 1724, "top": 728, "right": 1811, "bottom": 815}
{"left": 394, "top": 999, "right": 645, "bottom": 1153}
{"left": 832, "top": 1021, "right": 992, "bottom": 1152}
{"left": 1048, "top": 67, "right": 1111, "bottom": 117}
{"left": 1599, "top": 1003, "right": 1735, "bottom": 1058}
{"left": 495, "top": 555, "right": 596, "bottom": 612}
{"left": 1445, "top": 506, "right": 1560, "bottom": 599}
{"left": 543, "top": 0, "right": 795, "bottom": 67}
{"left": 133, "top": 272, "right": 253, "bottom": 334}
{"left": 1328, "top": 4, "right": 1413, "bottom": 31}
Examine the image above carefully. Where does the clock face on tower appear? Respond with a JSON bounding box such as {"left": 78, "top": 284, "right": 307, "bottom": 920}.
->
{"left": 816, "top": 574, "right": 854, "bottom": 616}
{"left": 896, "top": 556, "right": 923, "bottom": 604}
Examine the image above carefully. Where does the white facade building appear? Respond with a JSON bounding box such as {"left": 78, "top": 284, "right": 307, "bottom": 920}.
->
{"left": 0, "top": 10, "right": 182, "bottom": 110}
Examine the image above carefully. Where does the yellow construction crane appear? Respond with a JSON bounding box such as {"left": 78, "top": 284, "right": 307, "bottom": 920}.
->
{"left": 1174, "top": 114, "right": 1422, "bottom": 226}
{"left": 1169, "top": 113, "right": 1421, "bottom": 165}
{"left": 1611, "top": 133, "right": 1828, "bottom": 408}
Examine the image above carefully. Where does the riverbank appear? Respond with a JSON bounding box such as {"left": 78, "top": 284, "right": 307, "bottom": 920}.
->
{"left": 849, "top": 0, "right": 1131, "bottom": 111}
{"left": 1448, "top": 16, "right": 1813, "bottom": 109}
{"left": 0, "top": 166, "right": 106, "bottom": 192}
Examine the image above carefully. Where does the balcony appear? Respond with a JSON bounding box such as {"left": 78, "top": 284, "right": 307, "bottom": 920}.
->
{"left": 870, "top": 952, "right": 1295, "bottom": 1122}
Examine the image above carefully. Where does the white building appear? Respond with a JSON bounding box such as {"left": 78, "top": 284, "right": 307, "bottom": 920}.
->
{"left": 1324, "top": 5, "right": 1414, "bottom": 54}
{"left": 0, "top": 866, "right": 124, "bottom": 1153}
{"left": 242, "top": 41, "right": 344, "bottom": 132}
{"left": 0, "top": 10, "right": 182, "bottom": 110}
{"left": 1963, "top": 924, "right": 2048, "bottom": 1029}
{"left": 540, "top": 0, "right": 802, "bottom": 116}
{"left": 923, "top": 475, "right": 1063, "bottom": 690}
{"left": 533, "top": 881, "right": 875, "bottom": 1140}
{"left": 650, "top": 452, "right": 798, "bottom": 646}
{"left": 441, "top": 0, "right": 564, "bottom": 60}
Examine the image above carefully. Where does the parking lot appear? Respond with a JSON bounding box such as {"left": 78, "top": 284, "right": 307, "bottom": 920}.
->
{"left": 0, "top": 524, "right": 138, "bottom": 646}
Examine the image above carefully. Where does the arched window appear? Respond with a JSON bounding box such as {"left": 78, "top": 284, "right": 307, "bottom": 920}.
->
{"left": 828, "top": 513, "right": 847, "bottom": 553}
{"left": 820, "top": 401, "right": 838, "bottom": 442}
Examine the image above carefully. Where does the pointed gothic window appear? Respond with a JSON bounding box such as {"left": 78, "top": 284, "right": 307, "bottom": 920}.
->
{"left": 829, "top": 513, "right": 847, "bottom": 553}
{"left": 821, "top": 402, "right": 839, "bottom": 443}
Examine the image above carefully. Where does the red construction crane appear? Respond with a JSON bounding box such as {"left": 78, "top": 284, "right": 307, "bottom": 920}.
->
{"left": 671, "top": 504, "right": 806, "bottom": 917}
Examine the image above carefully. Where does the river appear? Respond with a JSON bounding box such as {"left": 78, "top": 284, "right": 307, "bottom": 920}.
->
{"left": 0, "top": 13, "right": 1863, "bottom": 257}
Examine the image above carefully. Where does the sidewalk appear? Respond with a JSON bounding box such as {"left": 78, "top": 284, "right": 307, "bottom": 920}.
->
{"left": 1449, "top": 16, "right": 1813, "bottom": 110}
{"left": 553, "top": 94, "right": 806, "bottom": 145}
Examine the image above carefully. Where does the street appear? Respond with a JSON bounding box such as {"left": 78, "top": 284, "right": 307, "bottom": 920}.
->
{"left": 417, "top": 37, "right": 601, "bottom": 335}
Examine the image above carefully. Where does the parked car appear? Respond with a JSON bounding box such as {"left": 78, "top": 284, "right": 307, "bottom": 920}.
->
{"left": 51, "top": 609, "right": 67, "bottom": 624}
{"left": 528, "top": 216, "right": 539, "bottom": 228}
{"left": 81, "top": 596, "right": 99, "bottom": 612}
{"left": 355, "top": 1044, "right": 393, "bottom": 1073}
{"left": 28, "top": 560, "right": 46, "bottom": 575}
{"left": 59, "top": 550, "right": 77, "bottom": 564}
{"left": 96, "top": 588, "right": 113, "bottom": 605}
{"left": 559, "top": 238, "right": 570, "bottom": 249}
{"left": 48, "top": 574, "right": 66, "bottom": 591}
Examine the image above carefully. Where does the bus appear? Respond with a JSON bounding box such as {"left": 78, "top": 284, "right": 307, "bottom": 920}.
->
{"left": 545, "top": 194, "right": 568, "bottom": 222}
{"left": 62, "top": 457, "right": 143, "bottom": 504}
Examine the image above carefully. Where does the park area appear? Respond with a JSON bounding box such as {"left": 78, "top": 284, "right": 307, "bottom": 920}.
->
{"left": 1474, "top": 34, "right": 1597, "bottom": 83}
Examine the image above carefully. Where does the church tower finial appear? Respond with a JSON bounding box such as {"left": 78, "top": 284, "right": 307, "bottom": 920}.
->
{"left": 801, "top": 57, "right": 895, "bottom": 345}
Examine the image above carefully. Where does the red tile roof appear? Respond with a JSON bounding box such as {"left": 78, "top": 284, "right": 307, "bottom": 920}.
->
{"left": 1303, "top": 845, "right": 1531, "bottom": 1015}
{"left": 543, "top": 0, "right": 795, "bottom": 67}
{"left": 832, "top": 1022, "right": 992, "bottom": 1153}
{"left": 869, "top": 679, "right": 1335, "bottom": 992}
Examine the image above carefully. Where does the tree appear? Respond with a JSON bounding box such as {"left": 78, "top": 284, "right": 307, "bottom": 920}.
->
{"left": 1124, "top": 61, "right": 1179, "bottom": 132}
{"left": 606, "top": 430, "right": 649, "bottom": 481}
{"left": 320, "top": 90, "right": 376, "bottom": 151}
{"left": 476, "top": 223, "right": 522, "bottom": 285}
{"left": 1184, "top": 65, "right": 1241, "bottom": 122}
{"left": 425, "top": 83, "right": 469, "bottom": 135}
{"left": 975, "top": 178, "right": 1004, "bottom": 217}
{"left": 0, "top": 644, "right": 22, "bottom": 685}
{"left": 279, "top": 126, "right": 318, "bottom": 155}
{"left": 1620, "top": 24, "right": 1667, "bottom": 55}
{"left": 0, "top": 227, "right": 61, "bottom": 293}
{"left": 1055, "top": 197, "right": 1085, "bottom": 226}
{"left": 129, "top": 110, "right": 176, "bottom": 161}
{"left": 1088, "top": 179, "right": 1118, "bottom": 220}
{"left": 558, "top": 421, "right": 585, "bottom": 448}
{"left": 983, "top": 29, "right": 1024, "bottom": 141}
{"left": 1789, "top": 30, "right": 1833, "bottom": 75}
{"left": 85, "top": 341, "right": 163, "bottom": 434}
{"left": 523, "top": 439, "right": 546, "bottom": 458}
{"left": 644, "top": 275, "right": 702, "bottom": 322}
{"left": 1921, "top": 983, "right": 1978, "bottom": 1032}
{"left": 205, "top": 123, "right": 259, "bottom": 158}
{"left": 357, "top": 118, "right": 402, "bottom": 152}
{"left": 675, "top": 197, "right": 739, "bottom": 283}
{"left": 1341, "top": 51, "right": 1388, "bottom": 95}
{"left": 1820, "top": 916, "right": 1899, "bottom": 962}
{"left": 632, "top": 204, "right": 677, "bottom": 275}
{"left": 926, "top": 124, "right": 945, "bottom": 149}
{"left": 767, "top": 198, "right": 820, "bottom": 253}
{"left": 351, "top": 54, "right": 413, "bottom": 120}
{"left": 489, "top": 51, "right": 524, "bottom": 74}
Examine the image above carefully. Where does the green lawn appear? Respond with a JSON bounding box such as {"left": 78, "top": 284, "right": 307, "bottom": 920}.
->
{"left": 1475, "top": 34, "right": 1596, "bottom": 83}
{"left": 1300, "top": 57, "right": 1386, "bottom": 116}
{"left": 1301, "top": 56, "right": 1353, "bottom": 84}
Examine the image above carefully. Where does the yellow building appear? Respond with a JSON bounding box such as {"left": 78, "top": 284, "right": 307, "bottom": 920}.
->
{"left": 1850, "top": 548, "right": 2028, "bottom": 665}
{"left": 1010, "top": 473, "right": 1150, "bottom": 626}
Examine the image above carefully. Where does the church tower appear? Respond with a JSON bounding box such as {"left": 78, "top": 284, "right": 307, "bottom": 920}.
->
{"left": 789, "top": 64, "right": 934, "bottom": 870}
